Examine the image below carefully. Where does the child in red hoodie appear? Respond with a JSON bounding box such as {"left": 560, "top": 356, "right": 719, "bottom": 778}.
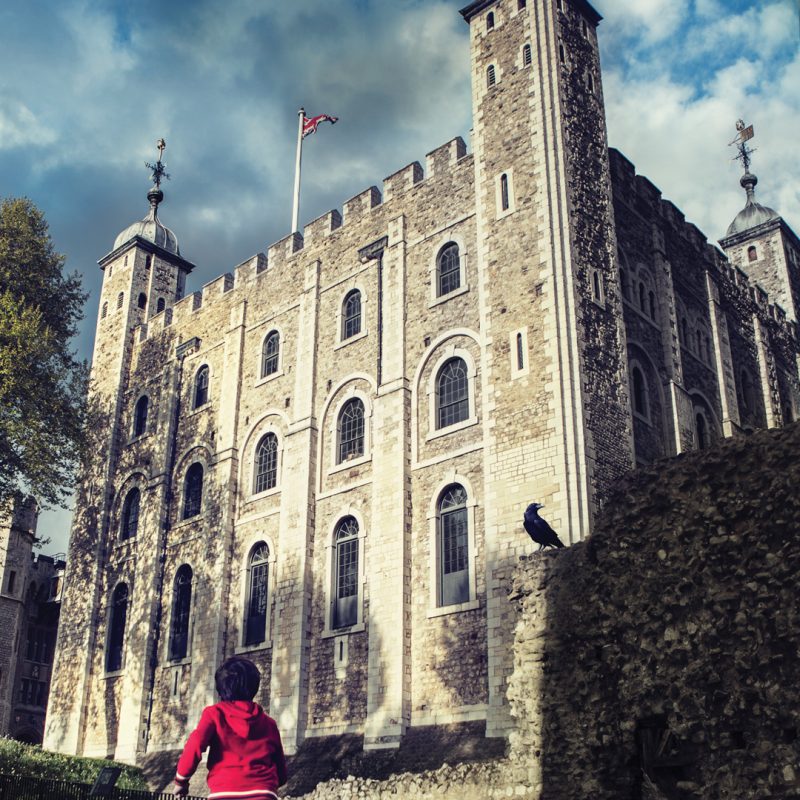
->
{"left": 174, "top": 657, "right": 287, "bottom": 800}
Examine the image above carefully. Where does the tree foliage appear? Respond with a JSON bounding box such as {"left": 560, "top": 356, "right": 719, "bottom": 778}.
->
{"left": 0, "top": 197, "right": 88, "bottom": 508}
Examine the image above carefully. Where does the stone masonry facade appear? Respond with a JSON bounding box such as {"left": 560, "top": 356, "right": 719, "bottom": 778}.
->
{"left": 44, "top": 0, "right": 799, "bottom": 767}
{"left": 0, "top": 495, "right": 64, "bottom": 744}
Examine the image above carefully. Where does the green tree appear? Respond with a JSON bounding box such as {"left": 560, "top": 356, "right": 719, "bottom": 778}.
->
{"left": 0, "top": 197, "right": 88, "bottom": 508}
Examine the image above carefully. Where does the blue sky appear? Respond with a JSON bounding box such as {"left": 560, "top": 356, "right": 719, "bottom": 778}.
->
{"left": 1, "top": 0, "right": 797, "bottom": 552}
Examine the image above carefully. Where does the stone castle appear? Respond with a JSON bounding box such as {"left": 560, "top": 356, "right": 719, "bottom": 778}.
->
{"left": 44, "top": 0, "right": 799, "bottom": 765}
{"left": 0, "top": 495, "right": 64, "bottom": 744}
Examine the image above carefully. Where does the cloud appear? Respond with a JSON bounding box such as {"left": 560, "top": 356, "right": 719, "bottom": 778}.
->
{"left": 0, "top": 100, "right": 57, "bottom": 149}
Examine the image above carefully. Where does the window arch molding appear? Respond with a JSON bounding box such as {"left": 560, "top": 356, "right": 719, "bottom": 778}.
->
{"left": 411, "top": 329, "right": 481, "bottom": 464}
{"left": 131, "top": 393, "right": 149, "bottom": 438}
{"left": 257, "top": 327, "right": 283, "bottom": 382}
{"left": 105, "top": 579, "right": 132, "bottom": 673}
{"left": 166, "top": 564, "right": 195, "bottom": 662}
{"left": 321, "top": 379, "right": 375, "bottom": 478}
{"left": 192, "top": 363, "right": 211, "bottom": 410}
{"left": 429, "top": 234, "right": 469, "bottom": 306}
{"left": 629, "top": 358, "right": 651, "bottom": 423}
{"left": 426, "top": 474, "right": 479, "bottom": 617}
{"left": 173, "top": 446, "right": 212, "bottom": 523}
{"left": 425, "top": 345, "right": 479, "bottom": 440}
{"left": 322, "top": 507, "right": 367, "bottom": 636}
{"left": 251, "top": 430, "right": 281, "bottom": 496}
{"left": 239, "top": 413, "right": 288, "bottom": 501}
{"left": 113, "top": 472, "right": 148, "bottom": 537}
{"left": 335, "top": 284, "right": 369, "bottom": 347}
{"left": 237, "top": 536, "right": 277, "bottom": 650}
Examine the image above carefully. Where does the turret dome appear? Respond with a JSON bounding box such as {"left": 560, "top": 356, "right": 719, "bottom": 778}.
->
{"left": 114, "top": 186, "right": 181, "bottom": 255}
{"left": 725, "top": 172, "right": 779, "bottom": 237}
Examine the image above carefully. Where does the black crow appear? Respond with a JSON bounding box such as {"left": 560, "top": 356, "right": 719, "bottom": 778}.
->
{"left": 523, "top": 503, "right": 565, "bottom": 550}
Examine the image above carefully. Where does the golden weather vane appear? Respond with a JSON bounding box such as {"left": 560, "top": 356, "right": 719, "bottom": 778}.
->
{"left": 145, "top": 138, "right": 170, "bottom": 188}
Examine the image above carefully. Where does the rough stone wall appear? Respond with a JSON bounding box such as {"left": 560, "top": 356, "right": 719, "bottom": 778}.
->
{"left": 507, "top": 421, "right": 800, "bottom": 799}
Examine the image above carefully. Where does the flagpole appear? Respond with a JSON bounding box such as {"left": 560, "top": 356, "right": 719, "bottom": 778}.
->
{"left": 291, "top": 107, "right": 304, "bottom": 234}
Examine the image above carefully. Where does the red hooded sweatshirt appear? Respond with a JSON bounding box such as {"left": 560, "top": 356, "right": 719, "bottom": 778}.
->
{"left": 174, "top": 701, "right": 287, "bottom": 800}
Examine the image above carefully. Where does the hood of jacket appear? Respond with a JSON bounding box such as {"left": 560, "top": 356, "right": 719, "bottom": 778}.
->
{"left": 218, "top": 700, "right": 263, "bottom": 738}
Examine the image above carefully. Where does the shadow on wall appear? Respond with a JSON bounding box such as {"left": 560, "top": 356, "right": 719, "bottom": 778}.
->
{"left": 509, "top": 421, "right": 800, "bottom": 799}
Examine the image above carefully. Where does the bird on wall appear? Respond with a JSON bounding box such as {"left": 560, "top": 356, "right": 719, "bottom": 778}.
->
{"left": 523, "top": 503, "right": 565, "bottom": 550}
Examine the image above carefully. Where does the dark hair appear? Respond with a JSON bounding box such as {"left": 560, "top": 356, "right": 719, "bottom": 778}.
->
{"left": 215, "top": 657, "right": 261, "bottom": 701}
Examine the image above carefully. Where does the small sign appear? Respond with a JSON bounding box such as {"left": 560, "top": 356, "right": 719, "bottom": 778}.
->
{"left": 739, "top": 125, "right": 754, "bottom": 142}
{"left": 89, "top": 766, "right": 122, "bottom": 797}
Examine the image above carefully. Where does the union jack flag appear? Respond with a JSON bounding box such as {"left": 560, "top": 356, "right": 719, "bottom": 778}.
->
{"left": 302, "top": 113, "right": 338, "bottom": 138}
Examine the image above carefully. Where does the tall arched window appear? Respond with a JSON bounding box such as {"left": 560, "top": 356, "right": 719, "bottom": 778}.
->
{"left": 518, "top": 0, "right": 526, "bottom": 8}
{"left": 592, "top": 270, "right": 603, "bottom": 302}
{"left": 695, "top": 413, "right": 707, "bottom": 450}
{"left": 156, "top": 297, "right": 166, "bottom": 313}
{"left": 500, "top": 173, "right": 510, "bottom": 211}
{"left": 522, "top": 43, "right": 532, "bottom": 66}
{"left": 438, "top": 485, "right": 469, "bottom": 607}
{"left": 648, "top": 291, "right": 656, "bottom": 320}
{"left": 748, "top": 245, "right": 757, "bottom": 262}
{"left": 487, "top": 64, "right": 496, "bottom": 87}
{"left": 619, "top": 268, "right": 629, "bottom": 300}
{"left": 261, "top": 331, "right": 280, "bottom": 377}
{"left": 254, "top": 433, "right": 278, "bottom": 493}
{"left": 486, "top": 11, "right": 494, "bottom": 30}
{"left": 333, "top": 517, "right": 359, "bottom": 629}
{"left": 117, "top": 292, "right": 124, "bottom": 310}
{"left": 133, "top": 395, "right": 148, "bottom": 437}
{"left": 120, "top": 488, "right": 140, "bottom": 540}
{"left": 244, "top": 543, "right": 269, "bottom": 646}
{"left": 632, "top": 366, "right": 648, "bottom": 418}
{"left": 342, "top": 290, "right": 362, "bottom": 340}
{"left": 183, "top": 463, "right": 203, "bottom": 519}
{"left": 101, "top": 302, "right": 108, "bottom": 319}
{"left": 106, "top": 583, "right": 129, "bottom": 672}
{"left": 436, "top": 357, "right": 469, "bottom": 429}
{"left": 437, "top": 243, "right": 461, "bottom": 297}
{"left": 137, "top": 292, "right": 147, "bottom": 309}
{"left": 194, "top": 366, "right": 209, "bottom": 408}
{"left": 337, "top": 398, "right": 365, "bottom": 463}
{"left": 169, "top": 565, "right": 192, "bottom": 661}
{"left": 638, "top": 282, "right": 646, "bottom": 312}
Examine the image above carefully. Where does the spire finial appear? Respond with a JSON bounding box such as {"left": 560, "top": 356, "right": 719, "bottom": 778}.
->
{"left": 144, "top": 138, "right": 170, "bottom": 213}
{"left": 729, "top": 119, "right": 758, "bottom": 204}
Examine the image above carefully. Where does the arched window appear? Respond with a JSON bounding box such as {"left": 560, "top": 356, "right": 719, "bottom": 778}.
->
{"left": 145, "top": 255, "right": 152, "bottom": 270}
{"left": 106, "top": 583, "right": 128, "bottom": 672}
{"left": 638, "top": 282, "right": 646, "bottom": 311}
{"left": 587, "top": 73, "right": 594, "bottom": 93}
{"left": 695, "top": 413, "right": 707, "bottom": 450}
{"left": 101, "top": 302, "right": 108, "bottom": 319}
{"left": 436, "top": 357, "right": 469, "bottom": 429}
{"left": 333, "top": 517, "right": 359, "bottom": 629}
{"left": 337, "top": 398, "right": 365, "bottom": 463}
{"left": 518, "top": 0, "right": 526, "bottom": 9}
{"left": 487, "top": 64, "right": 496, "bottom": 87}
{"left": 342, "top": 290, "right": 362, "bottom": 340}
{"left": 559, "top": 44, "right": 566, "bottom": 64}
{"left": 254, "top": 433, "right": 278, "bottom": 493}
{"left": 137, "top": 292, "right": 147, "bottom": 309}
{"left": 748, "top": 245, "right": 757, "bottom": 262}
{"left": 648, "top": 291, "right": 656, "bottom": 320}
{"left": 261, "top": 331, "right": 280, "bottom": 377}
{"left": 632, "top": 366, "right": 648, "bottom": 418}
{"left": 592, "top": 270, "right": 602, "bottom": 302}
{"left": 438, "top": 485, "right": 469, "bottom": 607}
{"left": 437, "top": 243, "right": 461, "bottom": 297}
{"left": 183, "top": 463, "right": 203, "bottom": 519}
{"left": 244, "top": 543, "right": 269, "bottom": 646}
{"left": 169, "top": 565, "right": 192, "bottom": 661}
{"left": 120, "top": 488, "right": 140, "bottom": 540}
{"left": 740, "top": 369, "right": 754, "bottom": 411}
{"left": 522, "top": 43, "right": 532, "bottom": 66}
{"left": 117, "top": 292, "right": 124, "bottom": 310}
{"left": 194, "top": 366, "right": 209, "bottom": 408}
{"left": 500, "top": 173, "right": 510, "bottom": 211}
{"left": 133, "top": 395, "right": 148, "bottom": 437}
{"left": 487, "top": 11, "right": 494, "bottom": 30}
{"left": 156, "top": 297, "right": 166, "bottom": 313}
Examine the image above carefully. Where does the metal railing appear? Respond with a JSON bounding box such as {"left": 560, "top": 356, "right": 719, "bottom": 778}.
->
{"left": 0, "top": 774, "right": 205, "bottom": 800}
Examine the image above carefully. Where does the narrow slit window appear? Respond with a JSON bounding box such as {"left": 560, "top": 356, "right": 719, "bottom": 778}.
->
{"left": 523, "top": 44, "right": 532, "bottom": 66}
{"left": 487, "top": 64, "right": 496, "bottom": 87}
{"left": 487, "top": 11, "right": 494, "bottom": 30}
{"left": 516, "top": 333, "right": 524, "bottom": 371}
{"left": 500, "top": 173, "right": 510, "bottom": 211}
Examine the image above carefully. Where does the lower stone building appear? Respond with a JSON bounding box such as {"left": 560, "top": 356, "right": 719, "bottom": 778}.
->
{"left": 44, "top": 0, "right": 798, "bottom": 768}
{"left": 0, "top": 495, "right": 65, "bottom": 744}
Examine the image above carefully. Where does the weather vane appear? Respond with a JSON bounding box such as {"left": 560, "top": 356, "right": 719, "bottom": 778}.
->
{"left": 729, "top": 119, "right": 756, "bottom": 174}
{"left": 145, "top": 138, "right": 170, "bottom": 188}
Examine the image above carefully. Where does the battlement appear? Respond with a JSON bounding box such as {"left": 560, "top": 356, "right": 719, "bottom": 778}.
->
{"left": 383, "top": 162, "right": 423, "bottom": 202}
{"left": 303, "top": 209, "right": 342, "bottom": 247}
